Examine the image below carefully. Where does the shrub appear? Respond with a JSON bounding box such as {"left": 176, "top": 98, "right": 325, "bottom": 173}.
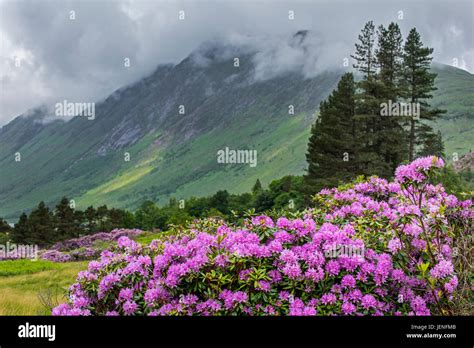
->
{"left": 40, "top": 229, "right": 144, "bottom": 262}
{"left": 48, "top": 229, "right": 144, "bottom": 251}
{"left": 53, "top": 157, "right": 473, "bottom": 316}
{"left": 41, "top": 250, "right": 73, "bottom": 263}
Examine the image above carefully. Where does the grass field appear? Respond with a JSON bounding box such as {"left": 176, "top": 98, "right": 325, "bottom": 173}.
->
{"left": 0, "top": 261, "right": 88, "bottom": 315}
{"left": 0, "top": 232, "right": 164, "bottom": 315}
{"left": 0, "top": 259, "right": 60, "bottom": 277}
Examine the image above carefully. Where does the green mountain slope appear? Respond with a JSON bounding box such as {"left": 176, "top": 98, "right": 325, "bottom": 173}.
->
{"left": 0, "top": 39, "right": 341, "bottom": 220}
{"left": 430, "top": 63, "right": 474, "bottom": 157}
{"left": 1, "top": 40, "right": 473, "bottom": 221}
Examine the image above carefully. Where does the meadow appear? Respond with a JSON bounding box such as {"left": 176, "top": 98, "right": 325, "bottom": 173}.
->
{"left": 0, "top": 261, "right": 88, "bottom": 315}
{"left": 0, "top": 232, "right": 162, "bottom": 315}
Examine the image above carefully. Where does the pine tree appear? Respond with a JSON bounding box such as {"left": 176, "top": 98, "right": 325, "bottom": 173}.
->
{"left": 305, "top": 73, "right": 357, "bottom": 192}
{"left": 55, "top": 197, "right": 79, "bottom": 240}
{"left": 11, "top": 213, "right": 30, "bottom": 244}
{"left": 351, "top": 21, "right": 377, "bottom": 80}
{"left": 401, "top": 28, "right": 445, "bottom": 161}
{"left": 375, "top": 22, "right": 409, "bottom": 173}
{"left": 376, "top": 23, "right": 403, "bottom": 95}
{"left": 209, "top": 190, "right": 230, "bottom": 215}
{"left": 108, "top": 208, "right": 127, "bottom": 229}
{"left": 84, "top": 206, "right": 97, "bottom": 234}
{"left": 253, "top": 191, "right": 274, "bottom": 212}
{"left": 96, "top": 205, "right": 111, "bottom": 231}
{"left": 28, "top": 201, "right": 54, "bottom": 246}
{"left": 74, "top": 209, "right": 84, "bottom": 235}
{"left": 351, "top": 21, "right": 389, "bottom": 177}
{"left": 0, "top": 218, "right": 12, "bottom": 233}
{"left": 252, "top": 179, "right": 263, "bottom": 195}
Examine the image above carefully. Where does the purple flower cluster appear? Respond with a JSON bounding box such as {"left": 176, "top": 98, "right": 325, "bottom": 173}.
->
{"left": 41, "top": 229, "right": 144, "bottom": 262}
{"left": 42, "top": 249, "right": 72, "bottom": 262}
{"left": 395, "top": 156, "right": 444, "bottom": 183}
{"left": 49, "top": 229, "right": 143, "bottom": 251}
{"left": 53, "top": 157, "right": 472, "bottom": 316}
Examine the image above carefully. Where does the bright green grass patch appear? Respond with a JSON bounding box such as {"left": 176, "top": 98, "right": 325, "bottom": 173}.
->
{"left": 0, "top": 261, "right": 88, "bottom": 315}
{"left": 0, "top": 259, "right": 60, "bottom": 277}
{"left": 92, "top": 239, "right": 115, "bottom": 250}
{"left": 132, "top": 231, "right": 172, "bottom": 245}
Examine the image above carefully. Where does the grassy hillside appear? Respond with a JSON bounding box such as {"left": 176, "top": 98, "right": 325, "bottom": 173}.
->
{"left": 0, "top": 60, "right": 472, "bottom": 221}
{"left": 0, "top": 53, "right": 339, "bottom": 220}
{"left": 430, "top": 64, "right": 474, "bottom": 157}
{"left": 77, "top": 112, "right": 312, "bottom": 209}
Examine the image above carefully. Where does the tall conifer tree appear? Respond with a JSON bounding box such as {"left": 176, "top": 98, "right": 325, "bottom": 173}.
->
{"left": 305, "top": 73, "right": 357, "bottom": 192}
{"left": 55, "top": 196, "right": 79, "bottom": 240}
{"left": 401, "top": 28, "right": 445, "bottom": 161}
{"left": 28, "top": 201, "right": 54, "bottom": 246}
{"left": 252, "top": 179, "right": 263, "bottom": 195}
{"left": 376, "top": 22, "right": 409, "bottom": 173}
{"left": 351, "top": 21, "right": 388, "bottom": 176}
{"left": 11, "top": 213, "right": 30, "bottom": 244}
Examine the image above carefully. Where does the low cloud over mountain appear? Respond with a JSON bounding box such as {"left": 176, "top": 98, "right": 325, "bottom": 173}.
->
{"left": 1, "top": 0, "right": 473, "bottom": 125}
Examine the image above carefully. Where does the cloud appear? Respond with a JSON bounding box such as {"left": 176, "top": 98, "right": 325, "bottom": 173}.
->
{"left": 0, "top": 0, "right": 472, "bottom": 126}
{"left": 250, "top": 31, "right": 349, "bottom": 80}
{"left": 189, "top": 31, "right": 350, "bottom": 81}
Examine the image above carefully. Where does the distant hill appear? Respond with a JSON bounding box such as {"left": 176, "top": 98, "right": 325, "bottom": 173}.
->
{"left": 430, "top": 63, "right": 474, "bottom": 159}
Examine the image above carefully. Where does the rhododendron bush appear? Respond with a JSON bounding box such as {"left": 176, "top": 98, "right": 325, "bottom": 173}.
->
{"left": 53, "top": 157, "right": 473, "bottom": 316}
{"left": 41, "top": 229, "right": 144, "bottom": 262}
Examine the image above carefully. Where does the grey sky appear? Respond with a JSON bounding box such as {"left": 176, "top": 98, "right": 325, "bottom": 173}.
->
{"left": 0, "top": 0, "right": 472, "bottom": 126}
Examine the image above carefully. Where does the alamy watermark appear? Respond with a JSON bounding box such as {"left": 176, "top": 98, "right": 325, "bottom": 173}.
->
{"left": 324, "top": 244, "right": 365, "bottom": 259}
{"left": 18, "top": 322, "right": 55, "bottom": 341}
{"left": 55, "top": 100, "right": 95, "bottom": 120}
{"left": 217, "top": 147, "right": 257, "bottom": 167}
{"left": 0, "top": 242, "right": 38, "bottom": 260}
{"left": 380, "top": 100, "right": 420, "bottom": 119}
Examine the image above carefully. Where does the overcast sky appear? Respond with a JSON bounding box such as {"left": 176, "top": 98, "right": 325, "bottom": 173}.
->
{"left": 0, "top": 0, "right": 472, "bottom": 126}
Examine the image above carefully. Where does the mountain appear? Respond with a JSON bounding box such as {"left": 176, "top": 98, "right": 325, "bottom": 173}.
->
{"left": 0, "top": 35, "right": 342, "bottom": 220}
{"left": 1, "top": 36, "right": 473, "bottom": 221}
{"left": 429, "top": 63, "right": 474, "bottom": 158}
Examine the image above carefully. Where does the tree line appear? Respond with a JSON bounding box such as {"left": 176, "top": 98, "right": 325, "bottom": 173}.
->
{"left": 0, "top": 169, "right": 470, "bottom": 247}
{"left": 0, "top": 175, "right": 306, "bottom": 246}
{"left": 2, "top": 198, "right": 135, "bottom": 246}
